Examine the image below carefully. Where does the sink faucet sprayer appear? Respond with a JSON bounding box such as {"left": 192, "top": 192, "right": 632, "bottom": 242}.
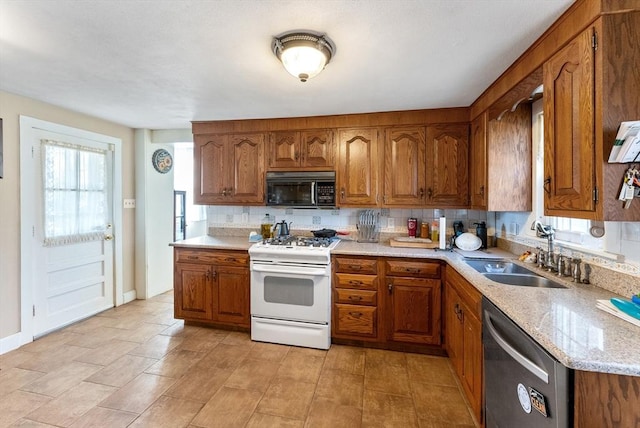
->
{"left": 532, "top": 220, "right": 555, "bottom": 269}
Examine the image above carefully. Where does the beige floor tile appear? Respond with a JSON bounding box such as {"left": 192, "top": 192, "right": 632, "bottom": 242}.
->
{"left": 411, "top": 383, "right": 474, "bottom": 425}
{"left": 144, "top": 349, "right": 205, "bottom": 378}
{"left": 158, "top": 321, "right": 199, "bottom": 338}
{"left": 177, "top": 336, "right": 221, "bottom": 353}
{"left": 0, "top": 351, "right": 38, "bottom": 371}
{"left": 65, "top": 315, "right": 124, "bottom": 335}
{"left": 256, "top": 377, "right": 316, "bottom": 421}
{"left": 84, "top": 354, "right": 158, "bottom": 388}
{"left": 19, "top": 331, "right": 83, "bottom": 354}
{"left": 195, "top": 343, "right": 251, "bottom": 371}
{"left": 16, "top": 345, "right": 91, "bottom": 373}
{"left": 99, "top": 373, "right": 176, "bottom": 414}
{"left": 364, "top": 362, "right": 411, "bottom": 396}
{"left": 290, "top": 346, "right": 328, "bottom": 359}
{"left": 190, "top": 386, "right": 262, "bottom": 428}
{"left": 248, "top": 342, "right": 291, "bottom": 362}
{"left": 418, "top": 418, "right": 475, "bottom": 428}
{"left": 224, "top": 358, "right": 280, "bottom": 392}
{"left": 323, "top": 345, "right": 365, "bottom": 375}
{"left": 220, "top": 331, "right": 252, "bottom": 346}
{"left": 68, "top": 406, "right": 138, "bottom": 428}
{"left": 128, "top": 395, "right": 202, "bottom": 428}
{"left": 20, "top": 361, "right": 102, "bottom": 398}
{"left": 113, "top": 322, "right": 173, "bottom": 344}
{"left": 245, "top": 413, "right": 304, "bottom": 428}
{"left": 127, "top": 334, "right": 184, "bottom": 359}
{"left": 362, "top": 389, "right": 419, "bottom": 428}
{"left": 24, "top": 381, "right": 115, "bottom": 427}
{"left": 164, "top": 366, "right": 233, "bottom": 404}
{"left": 275, "top": 348, "right": 324, "bottom": 383}
{"left": 8, "top": 419, "right": 58, "bottom": 427}
{"left": 0, "top": 390, "right": 51, "bottom": 427}
{"left": 0, "top": 368, "right": 46, "bottom": 398}
{"left": 365, "top": 348, "right": 407, "bottom": 368}
{"left": 315, "top": 369, "right": 364, "bottom": 408}
{"left": 73, "top": 339, "right": 139, "bottom": 366}
{"left": 305, "top": 396, "right": 362, "bottom": 428}
{"left": 406, "top": 354, "right": 457, "bottom": 387}
{"left": 145, "top": 311, "right": 180, "bottom": 327}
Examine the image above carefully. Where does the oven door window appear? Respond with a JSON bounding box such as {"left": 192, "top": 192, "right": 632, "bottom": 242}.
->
{"left": 267, "top": 182, "right": 313, "bottom": 206}
{"left": 264, "top": 275, "right": 314, "bottom": 306}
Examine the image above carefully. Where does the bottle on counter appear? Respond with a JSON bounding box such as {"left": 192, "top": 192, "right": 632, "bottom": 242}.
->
{"left": 430, "top": 220, "right": 439, "bottom": 242}
{"left": 474, "top": 221, "right": 488, "bottom": 249}
{"left": 420, "top": 222, "right": 429, "bottom": 239}
{"left": 261, "top": 214, "right": 274, "bottom": 239}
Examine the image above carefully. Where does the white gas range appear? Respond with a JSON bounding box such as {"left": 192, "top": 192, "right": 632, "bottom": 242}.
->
{"left": 248, "top": 236, "right": 341, "bottom": 350}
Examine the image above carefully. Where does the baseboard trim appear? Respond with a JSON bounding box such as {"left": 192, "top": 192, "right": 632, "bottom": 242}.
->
{"left": 0, "top": 332, "right": 23, "bottom": 355}
{"left": 123, "top": 290, "right": 137, "bottom": 304}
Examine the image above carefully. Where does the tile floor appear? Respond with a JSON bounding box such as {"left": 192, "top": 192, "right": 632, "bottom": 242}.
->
{"left": 0, "top": 292, "right": 476, "bottom": 427}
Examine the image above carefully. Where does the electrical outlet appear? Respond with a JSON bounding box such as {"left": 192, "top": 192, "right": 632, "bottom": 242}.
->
{"left": 387, "top": 218, "right": 395, "bottom": 229}
{"left": 123, "top": 199, "right": 135, "bottom": 209}
{"left": 312, "top": 216, "right": 321, "bottom": 225}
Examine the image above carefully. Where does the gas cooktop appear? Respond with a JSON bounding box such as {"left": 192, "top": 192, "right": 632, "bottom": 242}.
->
{"left": 262, "top": 236, "right": 338, "bottom": 248}
{"left": 249, "top": 235, "right": 340, "bottom": 264}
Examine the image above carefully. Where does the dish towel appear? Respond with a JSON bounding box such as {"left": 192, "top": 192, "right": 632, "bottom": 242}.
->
{"left": 596, "top": 300, "right": 640, "bottom": 327}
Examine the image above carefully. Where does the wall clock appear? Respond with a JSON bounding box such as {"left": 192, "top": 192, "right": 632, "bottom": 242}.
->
{"left": 152, "top": 149, "right": 172, "bottom": 174}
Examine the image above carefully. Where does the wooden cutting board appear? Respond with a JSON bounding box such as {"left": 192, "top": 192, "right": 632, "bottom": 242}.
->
{"left": 389, "top": 237, "right": 439, "bottom": 249}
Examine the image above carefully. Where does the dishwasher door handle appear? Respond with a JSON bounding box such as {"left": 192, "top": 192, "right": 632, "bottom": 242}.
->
{"left": 485, "top": 310, "right": 549, "bottom": 384}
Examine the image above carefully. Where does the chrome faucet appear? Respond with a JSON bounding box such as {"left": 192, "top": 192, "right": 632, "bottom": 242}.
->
{"left": 532, "top": 221, "right": 555, "bottom": 270}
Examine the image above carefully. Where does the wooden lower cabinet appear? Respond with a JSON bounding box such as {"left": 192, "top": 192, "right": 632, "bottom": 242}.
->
{"left": 445, "top": 266, "right": 483, "bottom": 426}
{"left": 332, "top": 256, "right": 442, "bottom": 348}
{"left": 173, "top": 248, "right": 249, "bottom": 328}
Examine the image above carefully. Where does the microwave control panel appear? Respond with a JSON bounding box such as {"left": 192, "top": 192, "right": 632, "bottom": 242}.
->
{"left": 316, "top": 182, "right": 336, "bottom": 206}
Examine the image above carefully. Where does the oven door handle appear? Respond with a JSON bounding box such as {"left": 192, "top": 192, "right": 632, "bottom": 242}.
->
{"left": 252, "top": 263, "right": 327, "bottom": 276}
{"left": 484, "top": 310, "right": 549, "bottom": 384}
{"left": 311, "top": 182, "right": 316, "bottom": 205}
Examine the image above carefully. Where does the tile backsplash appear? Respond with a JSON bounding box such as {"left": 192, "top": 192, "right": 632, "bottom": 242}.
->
{"left": 206, "top": 206, "right": 491, "bottom": 237}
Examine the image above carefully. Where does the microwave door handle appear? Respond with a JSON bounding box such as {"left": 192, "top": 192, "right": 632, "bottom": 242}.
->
{"left": 311, "top": 182, "right": 315, "bottom": 205}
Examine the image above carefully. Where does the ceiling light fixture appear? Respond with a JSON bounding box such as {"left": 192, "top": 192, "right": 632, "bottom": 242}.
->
{"left": 272, "top": 31, "right": 335, "bottom": 82}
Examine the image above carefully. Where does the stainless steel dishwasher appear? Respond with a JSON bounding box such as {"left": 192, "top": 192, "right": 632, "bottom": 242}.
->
{"left": 483, "top": 298, "right": 572, "bottom": 427}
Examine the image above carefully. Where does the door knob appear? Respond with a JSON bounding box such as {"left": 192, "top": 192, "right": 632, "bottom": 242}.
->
{"left": 104, "top": 235, "right": 113, "bottom": 241}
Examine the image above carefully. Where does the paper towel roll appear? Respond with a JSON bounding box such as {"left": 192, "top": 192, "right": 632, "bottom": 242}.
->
{"left": 439, "top": 216, "right": 446, "bottom": 249}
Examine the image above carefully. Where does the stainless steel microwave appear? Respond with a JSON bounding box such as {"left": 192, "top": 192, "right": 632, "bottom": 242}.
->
{"left": 266, "top": 171, "right": 336, "bottom": 208}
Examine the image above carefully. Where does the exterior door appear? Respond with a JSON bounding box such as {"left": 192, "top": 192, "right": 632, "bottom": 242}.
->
{"left": 31, "top": 129, "right": 116, "bottom": 337}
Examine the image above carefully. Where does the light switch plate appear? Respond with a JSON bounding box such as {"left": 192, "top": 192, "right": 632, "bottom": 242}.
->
{"left": 123, "top": 199, "right": 136, "bottom": 209}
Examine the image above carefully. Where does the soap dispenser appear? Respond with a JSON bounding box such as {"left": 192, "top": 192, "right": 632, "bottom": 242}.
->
{"left": 474, "top": 222, "right": 487, "bottom": 249}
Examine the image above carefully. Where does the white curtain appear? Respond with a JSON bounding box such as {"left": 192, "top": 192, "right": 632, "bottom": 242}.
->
{"left": 41, "top": 139, "right": 108, "bottom": 246}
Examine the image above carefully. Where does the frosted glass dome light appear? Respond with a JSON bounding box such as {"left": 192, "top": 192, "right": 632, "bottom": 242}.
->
{"left": 273, "top": 32, "right": 335, "bottom": 82}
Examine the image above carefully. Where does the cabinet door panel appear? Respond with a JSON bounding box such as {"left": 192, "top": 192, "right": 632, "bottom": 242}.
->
{"left": 194, "top": 134, "right": 229, "bottom": 204}
{"left": 337, "top": 128, "right": 380, "bottom": 206}
{"left": 268, "top": 131, "right": 300, "bottom": 169}
{"left": 389, "top": 277, "right": 441, "bottom": 345}
{"left": 301, "top": 129, "right": 334, "bottom": 167}
{"left": 384, "top": 127, "right": 426, "bottom": 206}
{"left": 462, "top": 309, "right": 483, "bottom": 422}
{"left": 426, "top": 124, "right": 469, "bottom": 207}
{"left": 175, "top": 263, "right": 213, "bottom": 320}
{"left": 215, "top": 266, "right": 249, "bottom": 326}
{"left": 470, "top": 114, "right": 487, "bottom": 209}
{"left": 230, "top": 134, "right": 265, "bottom": 204}
{"left": 544, "top": 27, "right": 595, "bottom": 214}
{"left": 444, "top": 285, "right": 464, "bottom": 375}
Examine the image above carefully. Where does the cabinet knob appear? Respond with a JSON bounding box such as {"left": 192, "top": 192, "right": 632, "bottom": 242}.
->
{"left": 222, "top": 189, "right": 227, "bottom": 196}
{"left": 480, "top": 185, "right": 485, "bottom": 197}
{"left": 419, "top": 188, "right": 424, "bottom": 199}
{"left": 341, "top": 188, "right": 345, "bottom": 200}
{"left": 427, "top": 188, "right": 433, "bottom": 199}
{"left": 388, "top": 283, "right": 393, "bottom": 293}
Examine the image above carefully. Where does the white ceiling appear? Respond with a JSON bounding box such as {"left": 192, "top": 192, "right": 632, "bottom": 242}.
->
{"left": 0, "top": 0, "right": 574, "bottom": 130}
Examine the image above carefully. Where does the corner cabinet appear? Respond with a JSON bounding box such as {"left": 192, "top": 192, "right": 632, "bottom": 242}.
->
{"left": 194, "top": 133, "right": 265, "bottom": 205}
{"left": 445, "top": 266, "right": 483, "bottom": 425}
{"left": 544, "top": 12, "right": 640, "bottom": 220}
{"left": 267, "top": 130, "right": 335, "bottom": 170}
{"left": 174, "top": 247, "right": 250, "bottom": 328}
{"left": 337, "top": 128, "right": 381, "bottom": 206}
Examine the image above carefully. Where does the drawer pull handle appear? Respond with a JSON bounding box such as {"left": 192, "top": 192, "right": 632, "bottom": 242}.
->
{"left": 405, "top": 268, "right": 421, "bottom": 273}
{"left": 225, "top": 258, "right": 237, "bottom": 262}
{"left": 349, "top": 280, "right": 363, "bottom": 285}
{"left": 187, "top": 256, "right": 198, "bottom": 260}
{"left": 349, "top": 312, "right": 363, "bottom": 318}
{"left": 349, "top": 265, "right": 362, "bottom": 270}
{"left": 348, "top": 295, "right": 363, "bottom": 301}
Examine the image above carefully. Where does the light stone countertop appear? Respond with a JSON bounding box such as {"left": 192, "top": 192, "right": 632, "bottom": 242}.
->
{"left": 173, "top": 236, "right": 640, "bottom": 377}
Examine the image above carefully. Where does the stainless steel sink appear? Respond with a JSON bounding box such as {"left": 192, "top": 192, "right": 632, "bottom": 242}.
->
{"left": 483, "top": 273, "right": 567, "bottom": 289}
{"left": 464, "top": 259, "right": 535, "bottom": 275}
{"left": 464, "top": 259, "right": 567, "bottom": 289}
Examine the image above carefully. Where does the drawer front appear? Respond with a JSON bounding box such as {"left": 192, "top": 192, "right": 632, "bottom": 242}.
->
{"left": 335, "top": 288, "right": 377, "bottom": 306}
{"left": 334, "top": 257, "right": 378, "bottom": 274}
{"left": 334, "top": 273, "right": 378, "bottom": 291}
{"left": 385, "top": 260, "right": 440, "bottom": 278}
{"left": 175, "top": 248, "right": 248, "bottom": 266}
{"left": 335, "top": 304, "right": 377, "bottom": 337}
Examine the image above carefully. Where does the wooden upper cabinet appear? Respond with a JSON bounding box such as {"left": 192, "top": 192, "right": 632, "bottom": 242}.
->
{"left": 194, "top": 133, "right": 265, "bottom": 205}
{"left": 469, "top": 114, "right": 487, "bottom": 210}
{"left": 337, "top": 128, "right": 380, "bottom": 206}
{"left": 267, "top": 130, "right": 334, "bottom": 170}
{"left": 544, "top": 25, "right": 596, "bottom": 216}
{"left": 383, "top": 127, "right": 426, "bottom": 206}
{"left": 425, "top": 124, "right": 469, "bottom": 207}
